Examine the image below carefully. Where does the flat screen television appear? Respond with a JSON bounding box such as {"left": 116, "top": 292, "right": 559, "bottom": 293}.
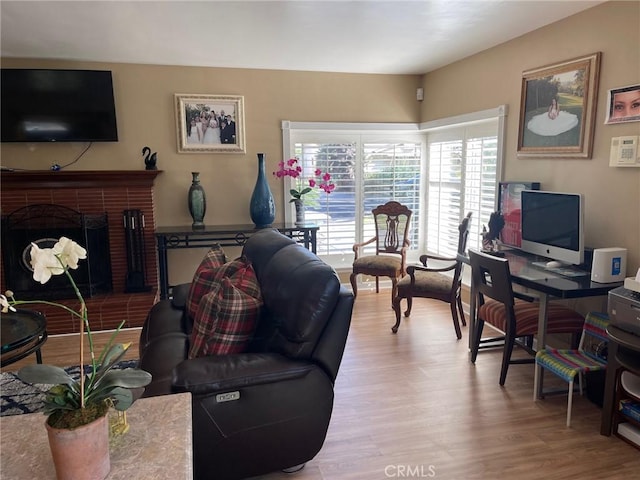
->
{"left": 520, "top": 190, "right": 584, "bottom": 265}
{"left": 1, "top": 69, "right": 118, "bottom": 143}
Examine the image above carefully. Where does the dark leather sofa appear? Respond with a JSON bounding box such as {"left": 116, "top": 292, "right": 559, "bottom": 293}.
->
{"left": 139, "top": 228, "right": 354, "bottom": 479}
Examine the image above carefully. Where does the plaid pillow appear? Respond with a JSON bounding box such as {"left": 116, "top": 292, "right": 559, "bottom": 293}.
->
{"left": 185, "top": 244, "right": 228, "bottom": 321}
{"left": 189, "top": 261, "right": 263, "bottom": 358}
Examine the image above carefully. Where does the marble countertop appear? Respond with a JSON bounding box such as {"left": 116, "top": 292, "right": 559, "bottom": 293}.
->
{"left": 1, "top": 392, "right": 193, "bottom": 479}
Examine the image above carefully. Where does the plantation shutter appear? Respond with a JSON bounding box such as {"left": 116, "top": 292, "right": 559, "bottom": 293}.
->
{"left": 293, "top": 140, "right": 358, "bottom": 258}
{"left": 292, "top": 138, "right": 422, "bottom": 262}
{"left": 426, "top": 119, "right": 499, "bottom": 256}
{"left": 360, "top": 141, "right": 422, "bottom": 255}
{"left": 283, "top": 111, "right": 504, "bottom": 271}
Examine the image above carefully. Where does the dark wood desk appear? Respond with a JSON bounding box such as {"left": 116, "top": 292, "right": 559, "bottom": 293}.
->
{"left": 464, "top": 249, "right": 623, "bottom": 397}
{"left": 155, "top": 223, "right": 319, "bottom": 299}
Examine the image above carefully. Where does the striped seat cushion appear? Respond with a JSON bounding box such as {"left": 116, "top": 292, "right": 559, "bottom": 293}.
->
{"left": 535, "top": 348, "right": 607, "bottom": 383}
{"left": 479, "top": 299, "right": 584, "bottom": 335}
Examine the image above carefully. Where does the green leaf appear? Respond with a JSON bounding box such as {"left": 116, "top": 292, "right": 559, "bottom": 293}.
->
{"left": 299, "top": 187, "right": 312, "bottom": 195}
{"left": 95, "top": 321, "right": 126, "bottom": 366}
{"left": 97, "top": 343, "right": 129, "bottom": 374}
{"left": 89, "top": 369, "right": 152, "bottom": 400}
{"left": 18, "top": 365, "right": 74, "bottom": 385}
{"left": 101, "top": 369, "right": 152, "bottom": 388}
{"left": 109, "top": 387, "right": 134, "bottom": 411}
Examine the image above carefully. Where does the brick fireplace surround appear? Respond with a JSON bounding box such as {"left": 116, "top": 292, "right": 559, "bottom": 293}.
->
{"left": 1, "top": 170, "right": 162, "bottom": 335}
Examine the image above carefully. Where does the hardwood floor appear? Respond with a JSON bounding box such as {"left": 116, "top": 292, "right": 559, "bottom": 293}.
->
{"left": 3, "top": 290, "right": 639, "bottom": 478}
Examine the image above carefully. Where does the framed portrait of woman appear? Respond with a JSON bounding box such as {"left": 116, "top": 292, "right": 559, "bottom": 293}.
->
{"left": 175, "top": 94, "right": 245, "bottom": 153}
{"left": 517, "top": 52, "right": 601, "bottom": 159}
{"left": 605, "top": 84, "right": 640, "bottom": 124}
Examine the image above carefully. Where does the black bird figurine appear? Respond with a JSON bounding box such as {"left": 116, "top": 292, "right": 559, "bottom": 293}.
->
{"left": 142, "top": 146, "right": 158, "bottom": 170}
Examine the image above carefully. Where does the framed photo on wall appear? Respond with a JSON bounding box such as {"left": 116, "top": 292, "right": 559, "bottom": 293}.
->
{"left": 175, "top": 94, "right": 245, "bottom": 153}
{"left": 517, "top": 52, "right": 601, "bottom": 159}
{"left": 604, "top": 84, "right": 640, "bottom": 124}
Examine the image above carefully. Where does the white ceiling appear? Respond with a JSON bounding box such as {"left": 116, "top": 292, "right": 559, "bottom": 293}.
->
{"left": 1, "top": 0, "right": 604, "bottom": 75}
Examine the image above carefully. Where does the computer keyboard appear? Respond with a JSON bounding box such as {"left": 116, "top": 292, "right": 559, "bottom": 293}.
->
{"left": 530, "top": 261, "right": 590, "bottom": 278}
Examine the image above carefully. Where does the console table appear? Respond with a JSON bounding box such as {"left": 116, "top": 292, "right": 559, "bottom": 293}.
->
{"left": 0, "top": 392, "right": 193, "bottom": 479}
{"left": 155, "top": 223, "right": 319, "bottom": 299}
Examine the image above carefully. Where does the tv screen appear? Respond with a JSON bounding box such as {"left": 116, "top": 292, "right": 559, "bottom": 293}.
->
{"left": 1, "top": 69, "right": 118, "bottom": 143}
{"left": 520, "top": 190, "right": 584, "bottom": 265}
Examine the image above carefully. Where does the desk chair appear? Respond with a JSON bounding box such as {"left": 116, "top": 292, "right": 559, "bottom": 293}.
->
{"left": 469, "top": 250, "right": 585, "bottom": 385}
{"left": 534, "top": 311, "right": 609, "bottom": 427}
{"left": 392, "top": 212, "right": 472, "bottom": 338}
{"left": 350, "top": 201, "right": 412, "bottom": 307}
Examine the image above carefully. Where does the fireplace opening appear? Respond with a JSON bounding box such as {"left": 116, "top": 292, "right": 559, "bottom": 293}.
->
{"left": 1, "top": 204, "right": 113, "bottom": 300}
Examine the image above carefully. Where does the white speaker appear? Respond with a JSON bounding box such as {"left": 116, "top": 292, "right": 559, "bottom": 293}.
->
{"left": 591, "top": 247, "right": 627, "bottom": 283}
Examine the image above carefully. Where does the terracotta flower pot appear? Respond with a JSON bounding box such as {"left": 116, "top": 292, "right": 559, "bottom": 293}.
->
{"left": 46, "top": 413, "right": 110, "bottom": 480}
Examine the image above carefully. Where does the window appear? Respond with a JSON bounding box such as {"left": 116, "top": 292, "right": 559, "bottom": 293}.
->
{"left": 282, "top": 108, "right": 505, "bottom": 270}
{"left": 292, "top": 138, "right": 423, "bottom": 266}
{"left": 424, "top": 117, "right": 503, "bottom": 256}
{"left": 292, "top": 141, "right": 359, "bottom": 260}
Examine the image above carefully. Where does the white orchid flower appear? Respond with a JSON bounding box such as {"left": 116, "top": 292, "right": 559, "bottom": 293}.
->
{"left": 30, "top": 243, "right": 64, "bottom": 284}
{"left": 52, "top": 237, "right": 87, "bottom": 270}
{"left": 0, "top": 294, "right": 16, "bottom": 313}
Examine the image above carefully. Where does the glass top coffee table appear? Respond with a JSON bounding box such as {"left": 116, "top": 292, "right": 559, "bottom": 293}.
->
{"left": 1, "top": 309, "right": 48, "bottom": 367}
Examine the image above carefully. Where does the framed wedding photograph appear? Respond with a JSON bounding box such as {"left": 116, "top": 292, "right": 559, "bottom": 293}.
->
{"left": 175, "top": 94, "right": 245, "bottom": 153}
{"left": 604, "top": 84, "right": 640, "bottom": 124}
{"left": 517, "top": 52, "right": 601, "bottom": 159}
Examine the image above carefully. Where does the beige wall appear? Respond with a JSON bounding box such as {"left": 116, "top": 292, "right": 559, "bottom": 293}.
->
{"left": 0, "top": 62, "right": 420, "bottom": 282}
{"left": 421, "top": 0, "right": 640, "bottom": 273}
{"left": 1, "top": 1, "right": 638, "bottom": 283}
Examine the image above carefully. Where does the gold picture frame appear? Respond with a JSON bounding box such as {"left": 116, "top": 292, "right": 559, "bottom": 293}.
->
{"left": 175, "top": 94, "right": 245, "bottom": 153}
{"left": 517, "top": 52, "right": 601, "bottom": 159}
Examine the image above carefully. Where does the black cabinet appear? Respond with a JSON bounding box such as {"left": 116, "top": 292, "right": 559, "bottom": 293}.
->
{"left": 600, "top": 326, "right": 640, "bottom": 450}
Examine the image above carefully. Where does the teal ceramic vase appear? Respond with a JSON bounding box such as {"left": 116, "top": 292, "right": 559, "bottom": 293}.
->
{"left": 249, "top": 153, "right": 275, "bottom": 228}
{"left": 188, "top": 172, "right": 206, "bottom": 229}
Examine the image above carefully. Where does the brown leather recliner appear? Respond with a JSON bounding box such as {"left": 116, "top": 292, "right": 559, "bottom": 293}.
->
{"left": 139, "top": 228, "right": 354, "bottom": 479}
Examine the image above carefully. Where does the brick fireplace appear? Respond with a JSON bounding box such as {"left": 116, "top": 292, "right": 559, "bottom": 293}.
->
{"left": 1, "top": 170, "right": 162, "bottom": 335}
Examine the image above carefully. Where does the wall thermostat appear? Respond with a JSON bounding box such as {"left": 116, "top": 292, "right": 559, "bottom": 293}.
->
{"left": 610, "top": 136, "right": 640, "bottom": 167}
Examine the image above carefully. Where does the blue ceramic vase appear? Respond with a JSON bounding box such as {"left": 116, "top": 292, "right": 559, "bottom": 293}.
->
{"left": 188, "top": 172, "right": 206, "bottom": 229}
{"left": 250, "top": 153, "right": 275, "bottom": 228}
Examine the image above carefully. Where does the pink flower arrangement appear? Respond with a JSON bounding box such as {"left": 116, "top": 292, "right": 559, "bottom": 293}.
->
{"left": 273, "top": 158, "right": 335, "bottom": 202}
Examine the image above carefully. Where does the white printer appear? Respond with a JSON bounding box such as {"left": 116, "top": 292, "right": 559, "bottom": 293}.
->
{"left": 608, "top": 277, "right": 640, "bottom": 337}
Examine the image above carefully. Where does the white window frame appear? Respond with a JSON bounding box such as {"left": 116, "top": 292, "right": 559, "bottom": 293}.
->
{"left": 281, "top": 105, "right": 507, "bottom": 272}
{"left": 420, "top": 105, "right": 508, "bottom": 256}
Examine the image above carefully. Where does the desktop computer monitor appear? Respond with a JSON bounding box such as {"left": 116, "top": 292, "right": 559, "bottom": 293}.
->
{"left": 520, "top": 190, "right": 584, "bottom": 265}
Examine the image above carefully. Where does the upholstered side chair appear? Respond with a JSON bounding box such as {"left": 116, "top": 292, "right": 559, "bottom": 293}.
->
{"left": 392, "top": 212, "right": 472, "bottom": 338}
{"left": 468, "top": 249, "right": 585, "bottom": 386}
{"left": 350, "top": 201, "right": 412, "bottom": 306}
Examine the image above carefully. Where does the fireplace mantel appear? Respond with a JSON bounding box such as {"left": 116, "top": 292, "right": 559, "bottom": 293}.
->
{"left": 1, "top": 170, "right": 162, "bottom": 190}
